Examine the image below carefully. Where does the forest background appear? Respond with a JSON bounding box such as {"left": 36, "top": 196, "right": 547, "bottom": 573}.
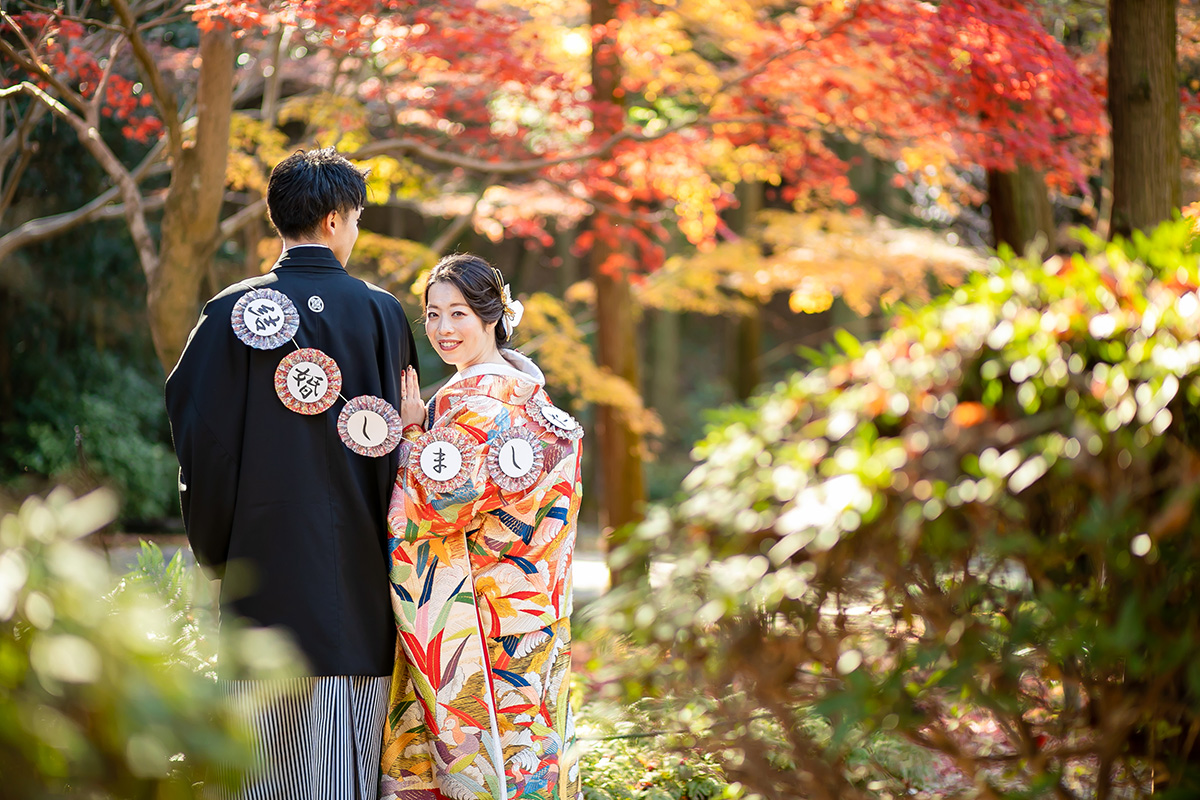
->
{"left": 1, "top": 0, "right": 1152, "bottom": 534}
{"left": 4, "top": 0, "right": 1200, "bottom": 798}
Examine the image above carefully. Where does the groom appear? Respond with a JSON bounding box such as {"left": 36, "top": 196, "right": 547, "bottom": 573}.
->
{"left": 166, "top": 148, "right": 418, "bottom": 799}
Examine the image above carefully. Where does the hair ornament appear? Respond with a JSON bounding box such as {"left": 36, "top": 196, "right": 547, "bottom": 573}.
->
{"left": 501, "top": 283, "right": 524, "bottom": 337}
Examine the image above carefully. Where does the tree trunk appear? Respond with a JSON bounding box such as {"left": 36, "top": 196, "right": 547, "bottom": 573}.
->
{"left": 594, "top": 256, "right": 644, "bottom": 521}
{"left": 590, "top": 0, "right": 646, "bottom": 583}
{"left": 730, "top": 182, "right": 763, "bottom": 401}
{"left": 986, "top": 163, "right": 1055, "bottom": 254}
{"left": 731, "top": 309, "right": 761, "bottom": 402}
{"left": 649, "top": 307, "right": 680, "bottom": 417}
{"left": 1108, "top": 0, "right": 1179, "bottom": 238}
{"left": 0, "top": 290, "right": 11, "bottom": 423}
{"left": 147, "top": 24, "right": 234, "bottom": 373}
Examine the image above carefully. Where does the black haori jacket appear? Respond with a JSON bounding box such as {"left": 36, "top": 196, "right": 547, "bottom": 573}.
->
{"left": 165, "top": 245, "right": 419, "bottom": 677}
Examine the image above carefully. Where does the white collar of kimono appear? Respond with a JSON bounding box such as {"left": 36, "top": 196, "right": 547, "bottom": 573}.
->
{"left": 446, "top": 348, "right": 546, "bottom": 387}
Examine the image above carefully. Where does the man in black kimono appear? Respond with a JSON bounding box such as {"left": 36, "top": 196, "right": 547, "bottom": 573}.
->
{"left": 165, "top": 148, "right": 418, "bottom": 800}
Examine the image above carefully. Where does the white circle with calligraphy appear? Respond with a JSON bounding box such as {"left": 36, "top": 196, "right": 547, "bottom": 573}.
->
{"left": 527, "top": 394, "right": 583, "bottom": 441}
{"left": 420, "top": 440, "right": 463, "bottom": 482}
{"left": 337, "top": 395, "right": 402, "bottom": 457}
{"left": 286, "top": 361, "right": 328, "bottom": 403}
{"left": 410, "top": 427, "right": 476, "bottom": 492}
{"left": 486, "top": 426, "right": 545, "bottom": 493}
{"left": 232, "top": 288, "right": 300, "bottom": 350}
{"left": 308, "top": 295, "right": 325, "bottom": 313}
{"left": 542, "top": 405, "right": 576, "bottom": 430}
{"left": 244, "top": 298, "right": 285, "bottom": 336}
{"left": 274, "top": 348, "right": 341, "bottom": 415}
{"left": 498, "top": 439, "right": 535, "bottom": 478}
{"left": 348, "top": 409, "right": 389, "bottom": 448}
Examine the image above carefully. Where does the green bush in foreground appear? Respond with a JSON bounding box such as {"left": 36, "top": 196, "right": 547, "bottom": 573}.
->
{"left": 606, "top": 218, "right": 1200, "bottom": 800}
{"left": 0, "top": 489, "right": 299, "bottom": 798}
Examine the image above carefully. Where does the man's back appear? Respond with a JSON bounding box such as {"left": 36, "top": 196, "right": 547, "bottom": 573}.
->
{"left": 166, "top": 245, "right": 417, "bottom": 676}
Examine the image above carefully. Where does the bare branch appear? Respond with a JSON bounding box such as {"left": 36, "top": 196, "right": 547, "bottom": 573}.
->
{"left": 0, "top": 82, "right": 158, "bottom": 274}
{"left": 0, "top": 137, "right": 167, "bottom": 263}
{"left": 138, "top": 12, "right": 191, "bottom": 31}
{"left": 21, "top": 8, "right": 123, "bottom": 33}
{"left": 430, "top": 174, "right": 497, "bottom": 256}
{"left": 218, "top": 197, "right": 267, "bottom": 242}
{"left": 260, "top": 25, "right": 291, "bottom": 128}
{"left": 351, "top": 129, "right": 661, "bottom": 176}
{"left": 94, "top": 192, "right": 167, "bottom": 217}
{"left": 0, "top": 148, "right": 33, "bottom": 221}
{"left": 0, "top": 90, "right": 46, "bottom": 217}
{"left": 0, "top": 11, "right": 89, "bottom": 116}
{"left": 0, "top": 94, "right": 48, "bottom": 170}
{"left": 353, "top": 112, "right": 790, "bottom": 177}
{"left": 540, "top": 175, "right": 668, "bottom": 226}
{"left": 89, "top": 36, "right": 124, "bottom": 124}
{"left": 109, "top": 0, "right": 183, "bottom": 157}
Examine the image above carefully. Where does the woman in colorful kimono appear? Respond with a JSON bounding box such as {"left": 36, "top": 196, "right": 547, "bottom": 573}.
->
{"left": 381, "top": 254, "right": 583, "bottom": 800}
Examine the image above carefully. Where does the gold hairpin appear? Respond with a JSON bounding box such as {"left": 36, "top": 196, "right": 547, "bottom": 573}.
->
{"left": 492, "top": 267, "right": 508, "bottom": 310}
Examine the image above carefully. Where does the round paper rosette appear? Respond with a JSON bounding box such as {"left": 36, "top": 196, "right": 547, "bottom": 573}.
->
{"left": 411, "top": 426, "right": 477, "bottom": 493}
{"left": 337, "top": 395, "right": 403, "bottom": 458}
{"left": 274, "top": 348, "right": 342, "bottom": 415}
{"left": 526, "top": 394, "right": 584, "bottom": 441}
{"left": 486, "top": 426, "right": 546, "bottom": 494}
{"left": 231, "top": 288, "right": 299, "bottom": 350}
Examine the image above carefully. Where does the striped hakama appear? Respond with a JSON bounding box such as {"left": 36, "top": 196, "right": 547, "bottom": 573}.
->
{"left": 219, "top": 675, "right": 391, "bottom": 800}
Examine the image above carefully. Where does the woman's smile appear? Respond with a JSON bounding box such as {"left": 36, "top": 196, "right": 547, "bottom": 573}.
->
{"left": 424, "top": 281, "right": 502, "bottom": 369}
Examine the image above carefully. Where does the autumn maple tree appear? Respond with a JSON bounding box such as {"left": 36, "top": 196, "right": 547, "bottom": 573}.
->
{"left": 1, "top": 0, "right": 1112, "bottom": 534}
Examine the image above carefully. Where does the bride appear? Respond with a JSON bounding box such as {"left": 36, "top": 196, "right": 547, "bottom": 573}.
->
{"left": 381, "top": 254, "right": 583, "bottom": 800}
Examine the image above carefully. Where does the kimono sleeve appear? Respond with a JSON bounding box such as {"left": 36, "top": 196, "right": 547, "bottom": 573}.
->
{"left": 164, "top": 296, "right": 248, "bottom": 577}
{"left": 168, "top": 400, "right": 239, "bottom": 576}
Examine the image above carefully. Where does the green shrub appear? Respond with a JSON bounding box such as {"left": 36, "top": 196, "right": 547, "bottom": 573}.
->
{"left": 0, "top": 488, "right": 298, "bottom": 798}
{"left": 3, "top": 353, "right": 177, "bottom": 521}
{"left": 604, "top": 218, "right": 1200, "bottom": 799}
{"left": 576, "top": 702, "right": 741, "bottom": 800}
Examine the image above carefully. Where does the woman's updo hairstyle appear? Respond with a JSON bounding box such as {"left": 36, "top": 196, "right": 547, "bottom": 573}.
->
{"left": 424, "top": 253, "right": 511, "bottom": 349}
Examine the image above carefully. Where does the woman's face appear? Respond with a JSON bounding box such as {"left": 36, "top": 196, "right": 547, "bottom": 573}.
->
{"left": 424, "top": 280, "right": 499, "bottom": 370}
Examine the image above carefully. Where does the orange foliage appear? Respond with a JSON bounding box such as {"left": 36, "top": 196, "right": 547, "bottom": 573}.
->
{"left": 180, "top": 0, "right": 1105, "bottom": 276}
{"left": 637, "top": 210, "right": 984, "bottom": 317}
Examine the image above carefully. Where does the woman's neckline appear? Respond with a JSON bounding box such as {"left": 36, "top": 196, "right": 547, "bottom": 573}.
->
{"left": 443, "top": 350, "right": 545, "bottom": 387}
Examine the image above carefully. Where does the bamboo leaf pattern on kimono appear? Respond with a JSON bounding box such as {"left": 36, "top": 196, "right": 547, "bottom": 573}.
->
{"left": 432, "top": 575, "right": 469, "bottom": 636}
{"left": 441, "top": 637, "right": 471, "bottom": 689}
{"left": 418, "top": 556, "right": 439, "bottom": 607}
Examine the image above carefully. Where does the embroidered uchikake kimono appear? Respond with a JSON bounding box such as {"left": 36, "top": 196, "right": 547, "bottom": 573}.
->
{"left": 380, "top": 351, "right": 583, "bottom": 800}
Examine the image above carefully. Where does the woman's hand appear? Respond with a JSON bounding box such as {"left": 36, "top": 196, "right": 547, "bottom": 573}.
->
{"left": 400, "top": 366, "right": 425, "bottom": 429}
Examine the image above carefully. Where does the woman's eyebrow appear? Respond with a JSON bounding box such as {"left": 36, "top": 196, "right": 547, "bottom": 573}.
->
{"left": 425, "top": 302, "right": 470, "bottom": 310}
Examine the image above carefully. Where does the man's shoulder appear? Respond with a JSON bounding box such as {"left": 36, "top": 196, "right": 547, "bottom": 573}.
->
{"left": 204, "top": 276, "right": 267, "bottom": 311}
{"left": 356, "top": 276, "right": 401, "bottom": 302}
{"left": 206, "top": 272, "right": 407, "bottom": 325}
{"left": 352, "top": 276, "right": 408, "bottom": 319}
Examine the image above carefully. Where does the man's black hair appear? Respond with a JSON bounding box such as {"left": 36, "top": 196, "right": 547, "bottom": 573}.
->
{"left": 266, "top": 148, "right": 368, "bottom": 240}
